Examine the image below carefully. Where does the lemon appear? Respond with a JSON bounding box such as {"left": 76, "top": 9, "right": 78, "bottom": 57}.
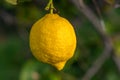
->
{"left": 30, "top": 14, "right": 77, "bottom": 70}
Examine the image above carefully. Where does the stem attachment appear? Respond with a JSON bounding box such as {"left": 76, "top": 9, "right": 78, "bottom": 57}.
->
{"left": 45, "top": 0, "right": 55, "bottom": 14}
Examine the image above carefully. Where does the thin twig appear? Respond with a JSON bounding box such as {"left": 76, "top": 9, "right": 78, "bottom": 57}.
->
{"left": 92, "top": 0, "right": 106, "bottom": 32}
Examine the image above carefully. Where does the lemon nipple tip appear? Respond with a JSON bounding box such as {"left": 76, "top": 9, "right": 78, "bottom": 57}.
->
{"left": 53, "top": 61, "right": 67, "bottom": 70}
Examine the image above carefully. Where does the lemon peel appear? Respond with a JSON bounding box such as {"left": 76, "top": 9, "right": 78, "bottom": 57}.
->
{"left": 30, "top": 14, "right": 77, "bottom": 70}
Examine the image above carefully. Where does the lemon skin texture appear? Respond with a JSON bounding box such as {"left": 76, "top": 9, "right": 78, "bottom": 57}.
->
{"left": 30, "top": 14, "right": 77, "bottom": 70}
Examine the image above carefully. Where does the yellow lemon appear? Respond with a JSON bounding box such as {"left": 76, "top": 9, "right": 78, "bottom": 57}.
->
{"left": 30, "top": 14, "right": 77, "bottom": 70}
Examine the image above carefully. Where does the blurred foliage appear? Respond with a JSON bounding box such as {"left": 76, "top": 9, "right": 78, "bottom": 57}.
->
{"left": 5, "top": 0, "right": 17, "bottom": 5}
{"left": 0, "top": 0, "right": 120, "bottom": 80}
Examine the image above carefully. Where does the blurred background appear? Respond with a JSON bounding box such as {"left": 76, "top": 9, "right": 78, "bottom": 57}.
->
{"left": 0, "top": 0, "right": 120, "bottom": 80}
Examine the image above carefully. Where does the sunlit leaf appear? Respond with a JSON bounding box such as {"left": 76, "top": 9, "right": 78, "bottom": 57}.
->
{"left": 5, "top": 0, "right": 17, "bottom": 5}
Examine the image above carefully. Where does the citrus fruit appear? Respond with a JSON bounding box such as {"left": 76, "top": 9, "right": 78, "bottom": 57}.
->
{"left": 30, "top": 14, "right": 77, "bottom": 70}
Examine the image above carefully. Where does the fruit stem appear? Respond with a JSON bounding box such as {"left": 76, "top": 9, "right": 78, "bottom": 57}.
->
{"left": 45, "top": 0, "right": 54, "bottom": 14}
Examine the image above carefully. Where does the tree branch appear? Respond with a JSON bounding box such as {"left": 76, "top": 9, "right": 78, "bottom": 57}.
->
{"left": 71, "top": 0, "right": 113, "bottom": 80}
{"left": 81, "top": 41, "right": 112, "bottom": 80}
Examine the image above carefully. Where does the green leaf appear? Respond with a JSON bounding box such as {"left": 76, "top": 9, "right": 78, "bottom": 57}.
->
{"left": 5, "top": 0, "right": 17, "bottom": 5}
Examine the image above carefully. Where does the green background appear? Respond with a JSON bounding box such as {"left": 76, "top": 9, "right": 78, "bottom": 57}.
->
{"left": 0, "top": 0, "right": 120, "bottom": 80}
